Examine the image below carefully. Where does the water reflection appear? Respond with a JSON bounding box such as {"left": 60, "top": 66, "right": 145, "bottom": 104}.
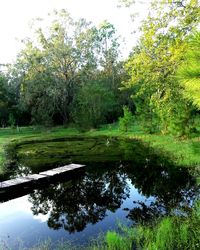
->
{"left": 124, "top": 160, "right": 198, "bottom": 222}
{"left": 29, "top": 166, "right": 130, "bottom": 233}
{"left": 28, "top": 162, "right": 197, "bottom": 233}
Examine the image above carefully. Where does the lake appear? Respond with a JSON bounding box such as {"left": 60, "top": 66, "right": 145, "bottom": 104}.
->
{"left": 0, "top": 137, "right": 198, "bottom": 249}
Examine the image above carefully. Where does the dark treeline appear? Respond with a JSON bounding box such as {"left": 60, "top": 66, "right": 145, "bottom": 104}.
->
{"left": 0, "top": 1, "right": 199, "bottom": 136}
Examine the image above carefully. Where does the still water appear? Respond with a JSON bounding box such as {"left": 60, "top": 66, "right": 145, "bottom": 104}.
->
{"left": 0, "top": 137, "right": 198, "bottom": 249}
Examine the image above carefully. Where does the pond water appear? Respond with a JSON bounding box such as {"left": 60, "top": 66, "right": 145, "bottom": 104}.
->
{"left": 0, "top": 137, "right": 199, "bottom": 249}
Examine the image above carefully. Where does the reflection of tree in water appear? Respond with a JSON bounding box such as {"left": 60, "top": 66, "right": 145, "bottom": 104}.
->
{"left": 123, "top": 160, "right": 198, "bottom": 223}
{"left": 28, "top": 166, "right": 130, "bottom": 233}
{"left": 118, "top": 138, "right": 198, "bottom": 222}
{"left": 28, "top": 140, "right": 198, "bottom": 231}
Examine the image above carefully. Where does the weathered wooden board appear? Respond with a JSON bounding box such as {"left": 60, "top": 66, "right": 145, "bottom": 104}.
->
{"left": 0, "top": 164, "right": 84, "bottom": 192}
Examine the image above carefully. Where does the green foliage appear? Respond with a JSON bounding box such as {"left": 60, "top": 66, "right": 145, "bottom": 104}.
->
{"left": 177, "top": 32, "right": 200, "bottom": 109}
{"left": 106, "top": 231, "right": 132, "bottom": 250}
{"left": 138, "top": 202, "right": 200, "bottom": 250}
{"left": 72, "top": 83, "right": 116, "bottom": 130}
{"left": 0, "top": 72, "right": 21, "bottom": 127}
{"left": 0, "top": 74, "right": 9, "bottom": 127}
{"left": 167, "top": 101, "right": 195, "bottom": 137}
{"left": 119, "top": 106, "right": 133, "bottom": 132}
{"left": 8, "top": 113, "right": 16, "bottom": 128}
{"left": 15, "top": 12, "right": 96, "bottom": 125}
{"left": 101, "top": 201, "right": 200, "bottom": 250}
{"left": 123, "top": 0, "right": 200, "bottom": 136}
{"left": 4, "top": 1, "right": 199, "bottom": 133}
{"left": 9, "top": 10, "right": 121, "bottom": 127}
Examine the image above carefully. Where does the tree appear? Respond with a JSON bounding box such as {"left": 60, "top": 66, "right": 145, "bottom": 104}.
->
{"left": 72, "top": 82, "right": 116, "bottom": 130}
{"left": 177, "top": 32, "right": 200, "bottom": 109}
{"left": 96, "top": 20, "right": 120, "bottom": 88}
{"left": 0, "top": 71, "right": 20, "bottom": 127}
{"left": 15, "top": 10, "right": 99, "bottom": 125}
{"left": 12, "top": 11, "right": 122, "bottom": 127}
{"left": 122, "top": 0, "right": 200, "bottom": 135}
{"left": 119, "top": 106, "right": 133, "bottom": 132}
{"left": 0, "top": 73, "right": 9, "bottom": 127}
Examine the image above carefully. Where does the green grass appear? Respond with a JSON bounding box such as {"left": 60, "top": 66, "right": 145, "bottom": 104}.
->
{"left": 119, "top": 202, "right": 199, "bottom": 250}
{"left": 87, "top": 201, "right": 200, "bottom": 250}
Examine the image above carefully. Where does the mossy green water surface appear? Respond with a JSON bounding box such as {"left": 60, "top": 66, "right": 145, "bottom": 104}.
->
{"left": 1, "top": 125, "right": 200, "bottom": 181}
{"left": 4, "top": 134, "right": 177, "bottom": 179}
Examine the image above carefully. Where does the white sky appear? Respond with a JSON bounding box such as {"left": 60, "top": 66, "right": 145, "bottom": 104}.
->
{"left": 0, "top": 0, "right": 150, "bottom": 64}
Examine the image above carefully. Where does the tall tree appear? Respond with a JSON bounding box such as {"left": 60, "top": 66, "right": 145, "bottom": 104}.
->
{"left": 122, "top": 0, "right": 200, "bottom": 135}
{"left": 0, "top": 69, "right": 22, "bottom": 127}
{"left": 15, "top": 10, "right": 99, "bottom": 125}
{"left": 0, "top": 73, "right": 9, "bottom": 127}
{"left": 12, "top": 11, "right": 123, "bottom": 127}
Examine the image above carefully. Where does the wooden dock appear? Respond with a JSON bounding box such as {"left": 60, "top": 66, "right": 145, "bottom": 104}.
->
{"left": 0, "top": 164, "right": 84, "bottom": 196}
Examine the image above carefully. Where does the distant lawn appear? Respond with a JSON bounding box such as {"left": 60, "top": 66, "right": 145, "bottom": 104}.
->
{"left": 0, "top": 124, "right": 200, "bottom": 178}
{"left": 0, "top": 126, "right": 80, "bottom": 175}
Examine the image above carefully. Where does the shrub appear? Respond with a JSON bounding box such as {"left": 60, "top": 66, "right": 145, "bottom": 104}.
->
{"left": 119, "top": 106, "right": 133, "bottom": 132}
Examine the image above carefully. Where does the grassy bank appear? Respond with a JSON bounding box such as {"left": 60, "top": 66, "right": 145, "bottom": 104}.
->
{"left": 0, "top": 124, "right": 200, "bottom": 176}
{"left": 89, "top": 201, "right": 200, "bottom": 250}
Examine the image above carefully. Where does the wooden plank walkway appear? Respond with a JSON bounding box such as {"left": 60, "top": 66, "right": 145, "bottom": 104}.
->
{"left": 0, "top": 164, "right": 84, "bottom": 194}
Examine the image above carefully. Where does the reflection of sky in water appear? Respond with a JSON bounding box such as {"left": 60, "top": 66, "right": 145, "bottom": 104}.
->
{"left": 0, "top": 164, "right": 197, "bottom": 250}
{"left": 0, "top": 179, "right": 154, "bottom": 249}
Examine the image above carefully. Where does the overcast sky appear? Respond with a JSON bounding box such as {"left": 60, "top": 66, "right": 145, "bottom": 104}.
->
{"left": 0, "top": 0, "right": 150, "bottom": 64}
